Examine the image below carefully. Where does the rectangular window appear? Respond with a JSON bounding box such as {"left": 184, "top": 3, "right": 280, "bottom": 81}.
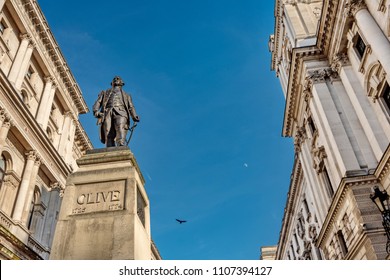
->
{"left": 303, "top": 199, "right": 310, "bottom": 216}
{"left": 308, "top": 117, "right": 316, "bottom": 135}
{"left": 382, "top": 82, "right": 390, "bottom": 111}
{"left": 337, "top": 230, "right": 348, "bottom": 257}
{"left": 26, "top": 66, "right": 34, "bottom": 79}
{"left": 323, "top": 166, "right": 334, "bottom": 198}
{"left": 355, "top": 34, "right": 366, "bottom": 58}
{"left": 0, "top": 20, "right": 5, "bottom": 34}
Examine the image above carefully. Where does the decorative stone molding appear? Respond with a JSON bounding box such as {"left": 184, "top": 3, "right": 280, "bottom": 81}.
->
{"left": 307, "top": 68, "right": 339, "bottom": 84}
{"left": 302, "top": 240, "right": 312, "bottom": 259}
{"left": 297, "top": 211, "right": 305, "bottom": 239}
{"left": 4, "top": 174, "right": 19, "bottom": 189}
{"left": 316, "top": 178, "right": 378, "bottom": 252}
{"left": 20, "top": 1, "right": 89, "bottom": 114}
{"left": 308, "top": 224, "right": 318, "bottom": 241}
{"left": 312, "top": 145, "right": 327, "bottom": 174}
{"left": 331, "top": 53, "right": 349, "bottom": 74}
{"left": 19, "top": 33, "right": 31, "bottom": 42}
{"left": 303, "top": 85, "right": 313, "bottom": 103}
{"left": 313, "top": 7, "right": 321, "bottom": 18}
{"left": 0, "top": 211, "right": 12, "bottom": 229}
{"left": 303, "top": 76, "right": 314, "bottom": 102}
{"left": 342, "top": 213, "right": 352, "bottom": 239}
{"left": 378, "top": 0, "right": 386, "bottom": 12}
{"left": 345, "top": 0, "right": 367, "bottom": 17}
{"left": 366, "top": 62, "right": 386, "bottom": 103}
{"left": 284, "top": 0, "right": 314, "bottom": 5}
{"left": 27, "top": 235, "right": 49, "bottom": 259}
{"left": 294, "top": 125, "right": 307, "bottom": 153}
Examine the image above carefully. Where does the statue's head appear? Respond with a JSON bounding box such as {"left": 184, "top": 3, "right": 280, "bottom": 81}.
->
{"left": 111, "top": 76, "right": 125, "bottom": 87}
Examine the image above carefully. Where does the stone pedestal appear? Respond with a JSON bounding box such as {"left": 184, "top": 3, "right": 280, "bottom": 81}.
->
{"left": 50, "top": 147, "right": 151, "bottom": 260}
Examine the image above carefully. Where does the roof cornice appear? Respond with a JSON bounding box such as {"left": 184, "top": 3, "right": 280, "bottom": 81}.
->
{"left": 16, "top": 0, "right": 89, "bottom": 114}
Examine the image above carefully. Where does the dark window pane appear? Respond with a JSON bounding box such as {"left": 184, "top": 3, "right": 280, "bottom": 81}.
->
{"left": 308, "top": 117, "right": 316, "bottom": 134}
{"left": 355, "top": 35, "right": 366, "bottom": 58}
{"left": 0, "top": 156, "right": 5, "bottom": 185}
{"left": 383, "top": 83, "right": 390, "bottom": 110}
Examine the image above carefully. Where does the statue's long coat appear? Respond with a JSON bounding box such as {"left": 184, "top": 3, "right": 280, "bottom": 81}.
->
{"left": 92, "top": 88, "right": 138, "bottom": 144}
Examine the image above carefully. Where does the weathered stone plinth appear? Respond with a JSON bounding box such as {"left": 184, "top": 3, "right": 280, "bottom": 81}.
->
{"left": 50, "top": 147, "right": 151, "bottom": 260}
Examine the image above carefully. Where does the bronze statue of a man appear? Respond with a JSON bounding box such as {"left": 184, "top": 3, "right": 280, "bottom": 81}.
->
{"left": 93, "top": 76, "right": 140, "bottom": 147}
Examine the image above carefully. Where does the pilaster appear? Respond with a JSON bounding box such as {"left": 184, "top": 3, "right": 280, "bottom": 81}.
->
{"left": 35, "top": 76, "right": 54, "bottom": 127}
{"left": 41, "top": 82, "right": 57, "bottom": 130}
{"left": 21, "top": 157, "right": 42, "bottom": 225}
{"left": 8, "top": 34, "right": 31, "bottom": 85}
{"left": 12, "top": 150, "right": 38, "bottom": 222}
{"left": 15, "top": 41, "right": 35, "bottom": 89}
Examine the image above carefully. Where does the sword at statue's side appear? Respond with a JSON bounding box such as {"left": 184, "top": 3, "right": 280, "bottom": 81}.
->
{"left": 126, "top": 122, "right": 138, "bottom": 146}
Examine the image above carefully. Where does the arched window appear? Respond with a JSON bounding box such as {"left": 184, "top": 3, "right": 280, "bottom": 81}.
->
{"left": 0, "top": 155, "right": 6, "bottom": 186}
{"left": 46, "top": 126, "right": 53, "bottom": 142}
{"left": 20, "top": 89, "right": 29, "bottom": 105}
{"left": 27, "top": 188, "right": 41, "bottom": 232}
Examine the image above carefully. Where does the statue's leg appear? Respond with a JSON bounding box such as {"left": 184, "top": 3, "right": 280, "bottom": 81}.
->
{"left": 114, "top": 115, "right": 128, "bottom": 146}
{"left": 106, "top": 127, "right": 116, "bottom": 147}
{"left": 104, "top": 110, "right": 115, "bottom": 147}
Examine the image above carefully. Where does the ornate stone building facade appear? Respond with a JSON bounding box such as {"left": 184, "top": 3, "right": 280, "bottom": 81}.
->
{"left": 0, "top": 0, "right": 92, "bottom": 259}
{"left": 270, "top": 0, "right": 390, "bottom": 259}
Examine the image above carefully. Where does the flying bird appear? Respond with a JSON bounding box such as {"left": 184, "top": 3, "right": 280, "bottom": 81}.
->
{"left": 176, "top": 219, "right": 187, "bottom": 224}
{"left": 244, "top": 163, "right": 248, "bottom": 168}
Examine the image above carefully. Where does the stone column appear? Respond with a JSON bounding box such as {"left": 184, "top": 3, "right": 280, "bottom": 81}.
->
{"left": 347, "top": 0, "right": 390, "bottom": 78}
{"left": 12, "top": 151, "right": 37, "bottom": 222}
{"left": 36, "top": 76, "right": 53, "bottom": 126}
{"left": 15, "top": 41, "right": 35, "bottom": 89}
{"left": 307, "top": 68, "right": 361, "bottom": 176}
{"left": 8, "top": 34, "right": 30, "bottom": 84}
{"left": 41, "top": 83, "right": 57, "bottom": 129}
{"left": 58, "top": 112, "right": 72, "bottom": 155}
{"left": 333, "top": 53, "right": 389, "bottom": 161}
{"left": 21, "top": 157, "right": 41, "bottom": 225}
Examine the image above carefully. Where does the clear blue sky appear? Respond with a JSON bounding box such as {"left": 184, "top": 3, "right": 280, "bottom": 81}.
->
{"left": 38, "top": 0, "right": 294, "bottom": 260}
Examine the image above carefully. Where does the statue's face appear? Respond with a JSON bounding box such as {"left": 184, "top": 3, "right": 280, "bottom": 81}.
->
{"left": 112, "top": 76, "right": 124, "bottom": 87}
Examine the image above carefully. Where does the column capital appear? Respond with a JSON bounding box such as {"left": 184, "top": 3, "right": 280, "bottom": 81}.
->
{"left": 25, "top": 150, "right": 38, "bottom": 161}
{"left": 2, "top": 113, "right": 13, "bottom": 128}
{"left": 34, "top": 156, "right": 42, "bottom": 167}
{"left": 1, "top": 120, "right": 12, "bottom": 129}
{"left": 345, "top": 0, "right": 367, "bottom": 17}
{"left": 51, "top": 80, "right": 58, "bottom": 90}
{"left": 0, "top": 112, "right": 5, "bottom": 123}
{"left": 19, "top": 33, "right": 31, "bottom": 41}
{"left": 27, "top": 41, "right": 36, "bottom": 49}
{"left": 64, "top": 111, "right": 76, "bottom": 121}
{"left": 44, "top": 75, "right": 54, "bottom": 84}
